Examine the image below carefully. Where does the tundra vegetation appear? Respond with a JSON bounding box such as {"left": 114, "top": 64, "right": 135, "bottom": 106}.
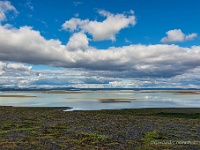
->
{"left": 0, "top": 107, "right": 200, "bottom": 149}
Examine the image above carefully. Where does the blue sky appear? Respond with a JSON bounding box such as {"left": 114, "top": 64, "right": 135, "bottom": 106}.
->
{"left": 0, "top": 0, "right": 200, "bottom": 88}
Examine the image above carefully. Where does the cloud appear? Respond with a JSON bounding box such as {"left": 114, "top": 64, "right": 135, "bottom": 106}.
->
{"left": 74, "top": 13, "right": 79, "bottom": 17}
{"left": 124, "top": 38, "right": 131, "bottom": 44}
{"left": 0, "top": 61, "right": 6, "bottom": 75}
{"left": 0, "top": 25, "right": 72, "bottom": 66}
{"left": 66, "top": 32, "right": 89, "bottom": 51}
{"left": 0, "top": 62, "right": 33, "bottom": 76}
{"left": 73, "top": 1, "right": 82, "bottom": 6}
{"left": 7, "top": 63, "right": 32, "bottom": 71}
{"left": 109, "top": 81, "right": 122, "bottom": 87}
{"left": 1, "top": 24, "right": 200, "bottom": 79}
{"left": 1, "top": 2, "right": 200, "bottom": 88}
{"left": 74, "top": 1, "right": 83, "bottom": 6}
{"left": 161, "top": 29, "right": 198, "bottom": 43}
{"left": 62, "top": 10, "right": 136, "bottom": 41}
{"left": 1, "top": 61, "right": 200, "bottom": 88}
{"left": 185, "top": 33, "right": 198, "bottom": 41}
{"left": 0, "top": 1, "right": 18, "bottom": 22}
{"left": 25, "top": 0, "right": 34, "bottom": 10}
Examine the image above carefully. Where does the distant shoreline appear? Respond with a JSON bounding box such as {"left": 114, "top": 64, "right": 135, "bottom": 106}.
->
{"left": 0, "top": 95, "right": 37, "bottom": 98}
{"left": 0, "top": 87, "right": 200, "bottom": 92}
{"left": 1, "top": 89, "right": 200, "bottom": 93}
{"left": 0, "top": 106, "right": 200, "bottom": 112}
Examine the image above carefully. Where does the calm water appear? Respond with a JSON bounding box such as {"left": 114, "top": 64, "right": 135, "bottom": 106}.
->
{"left": 0, "top": 91, "right": 200, "bottom": 111}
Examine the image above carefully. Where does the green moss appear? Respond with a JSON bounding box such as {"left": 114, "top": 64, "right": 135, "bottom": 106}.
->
{"left": 0, "top": 106, "right": 200, "bottom": 149}
{"left": 106, "top": 141, "right": 119, "bottom": 146}
{"left": 74, "top": 132, "right": 109, "bottom": 141}
{"left": 0, "top": 130, "right": 9, "bottom": 135}
{"left": 140, "top": 130, "right": 161, "bottom": 143}
{"left": 86, "top": 133, "right": 108, "bottom": 140}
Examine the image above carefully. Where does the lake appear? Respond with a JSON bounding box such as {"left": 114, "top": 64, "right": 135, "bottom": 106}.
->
{"left": 0, "top": 90, "right": 200, "bottom": 111}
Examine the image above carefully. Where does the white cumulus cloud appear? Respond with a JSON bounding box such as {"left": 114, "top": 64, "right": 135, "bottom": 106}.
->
{"left": 1, "top": 1, "right": 200, "bottom": 88}
{"left": 66, "top": 32, "right": 89, "bottom": 51}
{"left": 7, "top": 63, "right": 32, "bottom": 71}
{"left": 161, "top": 29, "right": 198, "bottom": 43}
{"left": 1, "top": 23, "right": 200, "bottom": 79}
{"left": 62, "top": 10, "right": 136, "bottom": 41}
{"left": 0, "top": 25, "right": 73, "bottom": 66}
{"left": 0, "top": 1, "right": 18, "bottom": 22}
{"left": 0, "top": 62, "right": 33, "bottom": 77}
{"left": 185, "top": 33, "right": 198, "bottom": 41}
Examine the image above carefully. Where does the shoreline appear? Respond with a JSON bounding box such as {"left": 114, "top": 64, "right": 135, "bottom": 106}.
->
{"left": 1, "top": 106, "right": 200, "bottom": 112}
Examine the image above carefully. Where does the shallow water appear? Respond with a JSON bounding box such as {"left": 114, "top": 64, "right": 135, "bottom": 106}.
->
{"left": 0, "top": 91, "right": 200, "bottom": 111}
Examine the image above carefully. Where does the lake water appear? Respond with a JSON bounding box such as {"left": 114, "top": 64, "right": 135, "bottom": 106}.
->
{"left": 0, "top": 90, "right": 200, "bottom": 111}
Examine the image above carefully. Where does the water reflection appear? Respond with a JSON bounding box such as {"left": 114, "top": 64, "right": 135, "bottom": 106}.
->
{"left": 0, "top": 91, "right": 199, "bottom": 111}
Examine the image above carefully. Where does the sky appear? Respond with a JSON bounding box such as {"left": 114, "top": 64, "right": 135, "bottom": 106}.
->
{"left": 0, "top": 0, "right": 200, "bottom": 88}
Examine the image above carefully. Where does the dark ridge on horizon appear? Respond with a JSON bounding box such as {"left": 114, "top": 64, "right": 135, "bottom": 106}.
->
{"left": 0, "top": 87, "right": 200, "bottom": 91}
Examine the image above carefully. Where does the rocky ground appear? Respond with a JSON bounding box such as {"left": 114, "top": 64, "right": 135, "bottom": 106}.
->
{"left": 0, "top": 106, "right": 200, "bottom": 149}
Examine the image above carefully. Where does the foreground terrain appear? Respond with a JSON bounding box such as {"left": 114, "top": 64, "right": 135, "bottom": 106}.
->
{"left": 0, "top": 106, "right": 200, "bottom": 149}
